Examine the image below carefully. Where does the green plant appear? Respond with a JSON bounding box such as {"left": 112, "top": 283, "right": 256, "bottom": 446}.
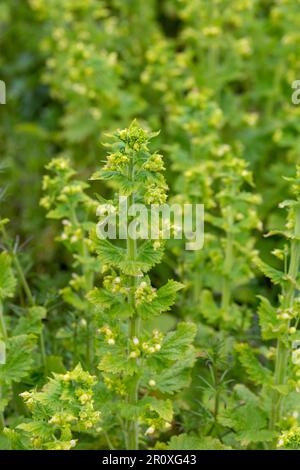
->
{"left": 6, "top": 364, "right": 101, "bottom": 450}
{"left": 235, "top": 165, "right": 300, "bottom": 448}
{"left": 3, "top": 0, "right": 300, "bottom": 452}
{"left": 0, "top": 221, "right": 45, "bottom": 435}
{"left": 40, "top": 156, "right": 98, "bottom": 369}
{"left": 88, "top": 121, "right": 197, "bottom": 449}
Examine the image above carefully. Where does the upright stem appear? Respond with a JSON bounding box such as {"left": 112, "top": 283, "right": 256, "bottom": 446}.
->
{"left": 126, "top": 160, "right": 140, "bottom": 450}
{"left": 70, "top": 207, "right": 94, "bottom": 369}
{"left": 221, "top": 207, "right": 234, "bottom": 319}
{"left": 270, "top": 207, "right": 300, "bottom": 431}
{"left": 127, "top": 276, "right": 139, "bottom": 450}
{"left": 2, "top": 227, "right": 48, "bottom": 375}
{"left": 12, "top": 254, "right": 34, "bottom": 307}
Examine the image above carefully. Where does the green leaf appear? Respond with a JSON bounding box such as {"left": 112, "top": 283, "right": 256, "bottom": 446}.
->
{"left": 98, "top": 351, "right": 137, "bottom": 376}
{"left": 47, "top": 206, "right": 69, "bottom": 220}
{"left": 87, "top": 288, "right": 132, "bottom": 319}
{"left": 237, "top": 429, "right": 276, "bottom": 446}
{"left": 219, "top": 403, "right": 266, "bottom": 434}
{"left": 200, "top": 289, "right": 221, "bottom": 325}
{"left": 0, "top": 252, "right": 16, "bottom": 300}
{"left": 255, "top": 258, "right": 284, "bottom": 285}
{"left": 235, "top": 343, "right": 272, "bottom": 386}
{"left": 95, "top": 239, "right": 125, "bottom": 267}
{"left": 45, "top": 356, "right": 66, "bottom": 374}
{"left": 114, "top": 174, "right": 139, "bottom": 196}
{"left": 257, "top": 296, "right": 281, "bottom": 340}
{"left": 135, "top": 241, "right": 165, "bottom": 271}
{"left": 13, "top": 306, "right": 46, "bottom": 337}
{"left": 142, "top": 397, "right": 173, "bottom": 421}
{"left": 234, "top": 384, "right": 259, "bottom": 405}
{"left": 271, "top": 384, "right": 290, "bottom": 395}
{"left": 94, "top": 237, "right": 165, "bottom": 276}
{"left": 86, "top": 288, "right": 113, "bottom": 309}
{"left": 0, "top": 335, "right": 36, "bottom": 385}
{"left": 61, "top": 287, "right": 87, "bottom": 311}
{"left": 138, "top": 280, "right": 184, "bottom": 318}
{"left": 168, "top": 434, "right": 229, "bottom": 450}
{"left": 158, "top": 322, "right": 197, "bottom": 361}
{"left": 152, "top": 355, "right": 195, "bottom": 394}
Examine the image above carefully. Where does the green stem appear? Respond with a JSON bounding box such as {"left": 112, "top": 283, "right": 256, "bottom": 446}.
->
{"left": 126, "top": 162, "right": 140, "bottom": 451}
{"left": 193, "top": 267, "right": 202, "bottom": 306}
{"left": 2, "top": 227, "right": 48, "bottom": 376}
{"left": 12, "top": 254, "right": 34, "bottom": 306}
{"left": 70, "top": 207, "right": 94, "bottom": 370}
{"left": 221, "top": 207, "right": 234, "bottom": 319}
{"left": 207, "top": 366, "right": 220, "bottom": 435}
{"left": 127, "top": 309, "right": 139, "bottom": 450}
{"left": 270, "top": 207, "right": 300, "bottom": 431}
{"left": 103, "top": 430, "right": 115, "bottom": 451}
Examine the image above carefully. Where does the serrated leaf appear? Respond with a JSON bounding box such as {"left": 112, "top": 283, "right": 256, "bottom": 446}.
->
{"left": 138, "top": 280, "right": 184, "bottom": 318}
{"left": 219, "top": 402, "right": 267, "bottom": 435}
{"left": 98, "top": 351, "right": 137, "bottom": 376}
{"left": 135, "top": 241, "right": 165, "bottom": 271}
{"left": 158, "top": 322, "right": 197, "bottom": 361}
{"left": 86, "top": 288, "right": 113, "bottom": 309}
{"left": 87, "top": 288, "right": 132, "bottom": 319}
{"left": 236, "top": 343, "right": 272, "bottom": 386}
{"left": 255, "top": 258, "right": 284, "bottom": 285}
{"left": 152, "top": 355, "right": 196, "bottom": 394}
{"left": 95, "top": 239, "right": 125, "bottom": 267}
{"left": 0, "top": 335, "right": 36, "bottom": 384}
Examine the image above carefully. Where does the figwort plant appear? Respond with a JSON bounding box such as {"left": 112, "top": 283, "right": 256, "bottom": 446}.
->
{"left": 88, "top": 121, "right": 197, "bottom": 449}
{"left": 40, "top": 157, "right": 98, "bottom": 369}
{"left": 258, "top": 167, "right": 300, "bottom": 432}
{"left": 235, "top": 166, "right": 300, "bottom": 449}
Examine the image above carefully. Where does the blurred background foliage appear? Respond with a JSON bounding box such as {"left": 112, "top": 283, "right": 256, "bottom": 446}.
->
{"left": 1, "top": 0, "right": 299, "bottom": 374}
{"left": 1, "top": 0, "right": 300, "bottom": 448}
{"left": 1, "top": 0, "right": 300, "bottom": 259}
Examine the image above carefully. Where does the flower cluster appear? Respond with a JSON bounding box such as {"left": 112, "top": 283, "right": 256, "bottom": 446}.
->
{"left": 18, "top": 365, "right": 101, "bottom": 449}
{"left": 98, "top": 325, "right": 117, "bottom": 346}
{"left": 103, "top": 274, "right": 128, "bottom": 295}
{"left": 103, "top": 152, "right": 129, "bottom": 172}
{"left": 135, "top": 281, "right": 157, "bottom": 305}
{"left": 143, "top": 154, "right": 165, "bottom": 173}
{"left": 277, "top": 427, "right": 300, "bottom": 450}
{"left": 141, "top": 329, "right": 163, "bottom": 355}
{"left": 144, "top": 180, "right": 168, "bottom": 205}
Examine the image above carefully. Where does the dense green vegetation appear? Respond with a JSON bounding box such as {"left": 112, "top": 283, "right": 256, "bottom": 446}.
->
{"left": 1, "top": 0, "right": 300, "bottom": 450}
